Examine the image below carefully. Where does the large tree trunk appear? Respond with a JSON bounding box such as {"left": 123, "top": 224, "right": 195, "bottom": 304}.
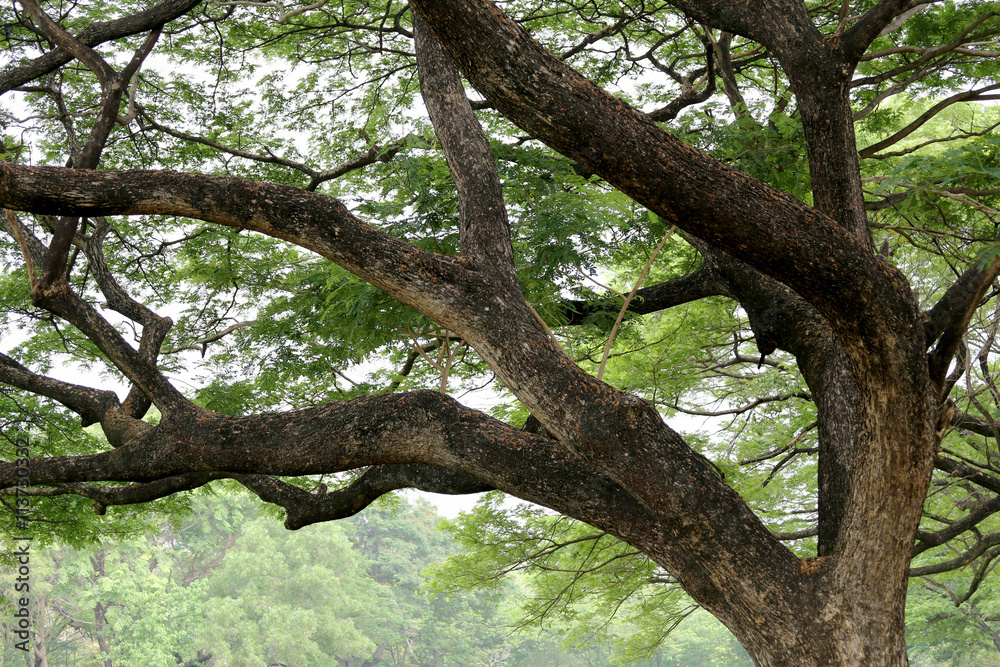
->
{"left": 405, "top": 1, "right": 941, "bottom": 664}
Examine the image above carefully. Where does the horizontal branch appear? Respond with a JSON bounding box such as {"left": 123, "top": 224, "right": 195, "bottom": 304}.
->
{"left": 236, "top": 464, "right": 492, "bottom": 529}
{"left": 952, "top": 411, "right": 1000, "bottom": 438}
{"left": 560, "top": 265, "right": 733, "bottom": 325}
{"left": 0, "top": 473, "right": 228, "bottom": 513}
{"left": 914, "top": 494, "right": 1000, "bottom": 556}
{"left": 935, "top": 455, "right": 1000, "bottom": 495}
{"left": 0, "top": 391, "right": 648, "bottom": 534}
{"left": 910, "top": 532, "right": 1000, "bottom": 577}
{"left": 162, "top": 320, "right": 256, "bottom": 356}
{"left": 861, "top": 119, "right": 1000, "bottom": 162}
{"left": 671, "top": 392, "right": 812, "bottom": 418}
{"left": 0, "top": 352, "right": 118, "bottom": 426}
{"left": 0, "top": 463, "right": 490, "bottom": 527}
{"left": 773, "top": 526, "right": 819, "bottom": 541}
{"left": 0, "top": 163, "right": 492, "bottom": 337}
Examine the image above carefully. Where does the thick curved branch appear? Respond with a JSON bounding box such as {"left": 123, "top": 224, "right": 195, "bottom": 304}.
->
{"left": 0, "top": 163, "right": 491, "bottom": 336}
{"left": 0, "top": 391, "right": 557, "bottom": 488}
{"left": 935, "top": 456, "right": 1000, "bottom": 495}
{"left": 0, "top": 352, "right": 119, "bottom": 426}
{"left": 910, "top": 532, "right": 1000, "bottom": 577}
{"left": 0, "top": 385, "right": 805, "bottom": 627}
{"left": 915, "top": 494, "right": 1000, "bottom": 556}
{"left": 0, "top": 351, "right": 152, "bottom": 445}
{"left": 952, "top": 411, "right": 1000, "bottom": 439}
{"left": 409, "top": 0, "right": 918, "bottom": 366}
{"left": 0, "top": 389, "right": 680, "bottom": 574}
{"left": 0, "top": 143, "right": 811, "bottom": 640}
{"left": 412, "top": 10, "right": 515, "bottom": 280}
{"left": 20, "top": 0, "right": 117, "bottom": 86}
{"left": 236, "top": 464, "right": 492, "bottom": 529}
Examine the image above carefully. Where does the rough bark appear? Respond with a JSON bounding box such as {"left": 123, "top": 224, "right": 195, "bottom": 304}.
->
{"left": 402, "top": 1, "right": 939, "bottom": 663}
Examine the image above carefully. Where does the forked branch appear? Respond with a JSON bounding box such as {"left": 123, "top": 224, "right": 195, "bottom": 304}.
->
{"left": 412, "top": 10, "right": 515, "bottom": 280}
{"left": 926, "top": 253, "right": 1000, "bottom": 386}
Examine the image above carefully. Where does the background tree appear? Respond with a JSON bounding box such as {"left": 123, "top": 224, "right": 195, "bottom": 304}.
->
{"left": 0, "top": 0, "right": 998, "bottom": 664}
{"left": 1, "top": 493, "right": 628, "bottom": 666}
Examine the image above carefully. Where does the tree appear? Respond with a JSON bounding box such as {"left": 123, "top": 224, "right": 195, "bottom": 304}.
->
{"left": 0, "top": 0, "right": 998, "bottom": 664}
{"left": 1, "top": 492, "right": 566, "bottom": 666}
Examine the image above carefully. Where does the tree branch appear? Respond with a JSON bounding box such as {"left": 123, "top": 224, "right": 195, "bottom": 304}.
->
{"left": 851, "top": 11, "right": 999, "bottom": 91}
{"left": 0, "top": 389, "right": 684, "bottom": 579}
{"left": 0, "top": 473, "right": 228, "bottom": 514}
{"left": 560, "top": 264, "right": 733, "bottom": 325}
{"left": 409, "top": 0, "right": 919, "bottom": 365}
{"left": 0, "top": 163, "right": 487, "bottom": 336}
{"left": 925, "top": 254, "right": 1000, "bottom": 386}
{"left": 915, "top": 492, "right": 1000, "bottom": 556}
{"left": 661, "top": 0, "right": 810, "bottom": 51}
{"left": 859, "top": 83, "right": 1000, "bottom": 159}
{"left": 646, "top": 30, "right": 716, "bottom": 122}
{"left": 161, "top": 320, "right": 256, "bottom": 356}
{"left": 0, "top": 352, "right": 118, "bottom": 426}
{"left": 20, "top": 2, "right": 163, "bottom": 284}
{"left": 137, "top": 107, "right": 416, "bottom": 191}
{"left": 952, "top": 411, "right": 1000, "bottom": 439}
{"left": 910, "top": 533, "right": 1000, "bottom": 577}
{"left": 412, "top": 10, "right": 515, "bottom": 280}
{"left": 236, "top": 465, "right": 492, "bottom": 529}
{"left": 935, "top": 456, "right": 1000, "bottom": 495}
{"left": 842, "top": 1, "right": 931, "bottom": 62}
{"left": 0, "top": 0, "right": 201, "bottom": 94}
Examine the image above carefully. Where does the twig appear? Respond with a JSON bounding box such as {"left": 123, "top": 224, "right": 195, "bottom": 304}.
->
{"left": 597, "top": 226, "right": 676, "bottom": 381}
